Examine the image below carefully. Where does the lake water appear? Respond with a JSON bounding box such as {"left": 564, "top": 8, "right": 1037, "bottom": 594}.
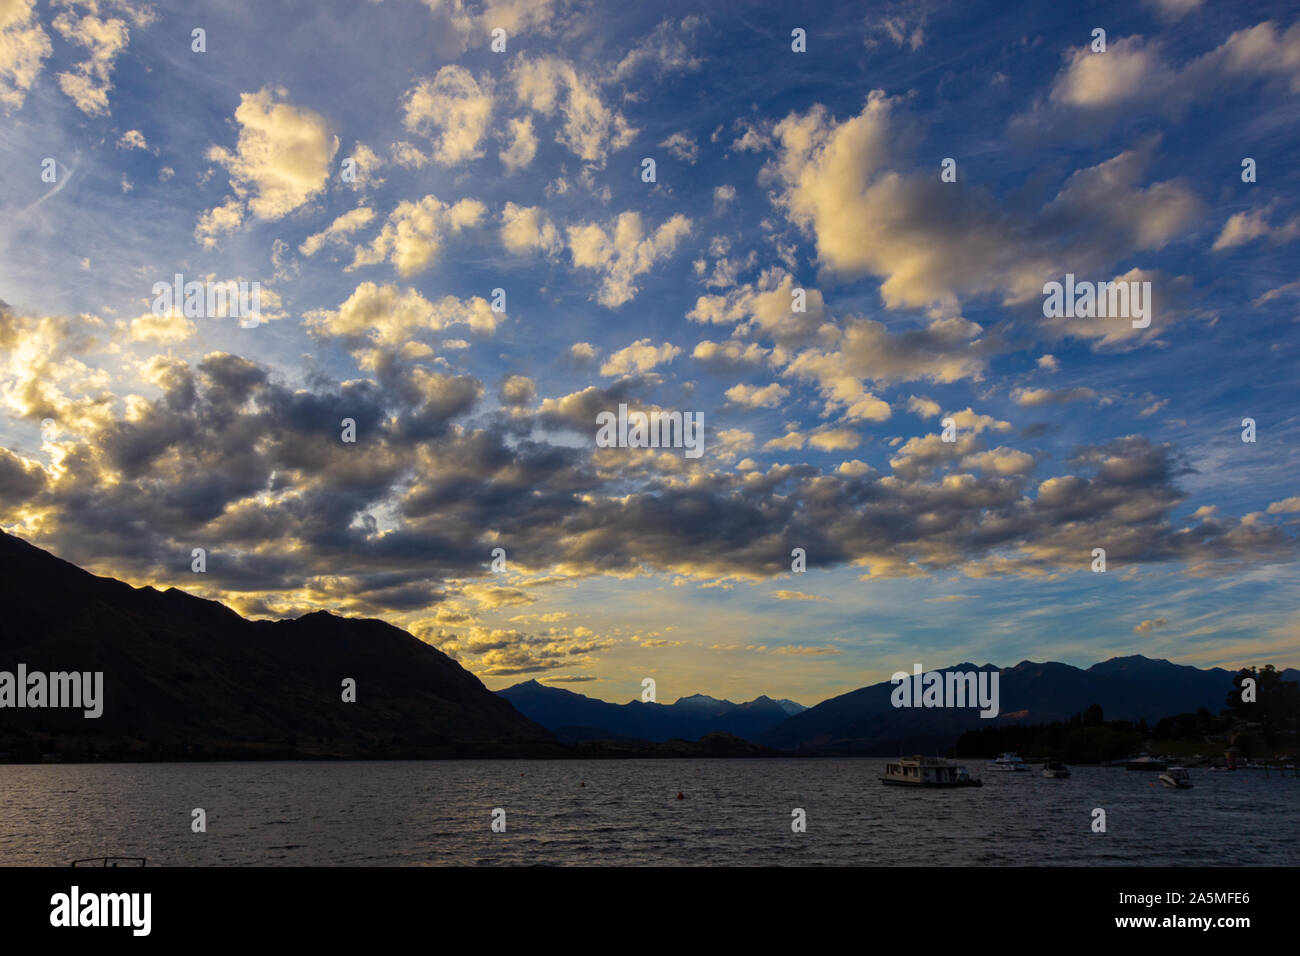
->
{"left": 1, "top": 759, "right": 1296, "bottom": 865}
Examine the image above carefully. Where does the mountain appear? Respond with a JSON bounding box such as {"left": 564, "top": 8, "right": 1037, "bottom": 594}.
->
{"left": 758, "top": 656, "right": 1263, "bottom": 755}
{"left": 497, "top": 680, "right": 798, "bottom": 743}
{"left": 0, "top": 531, "right": 554, "bottom": 759}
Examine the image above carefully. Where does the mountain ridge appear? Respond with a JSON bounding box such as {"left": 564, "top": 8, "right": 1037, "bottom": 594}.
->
{"left": 0, "top": 529, "right": 556, "bottom": 759}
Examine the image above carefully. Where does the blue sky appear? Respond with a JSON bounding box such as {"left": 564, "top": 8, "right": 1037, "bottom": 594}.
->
{"left": 1, "top": 0, "right": 1297, "bottom": 705}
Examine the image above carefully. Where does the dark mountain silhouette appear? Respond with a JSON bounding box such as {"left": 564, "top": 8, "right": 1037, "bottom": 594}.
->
{"left": 758, "top": 657, "right": 1272, "bottom": 754}
{"left": 0, "top": 531, "right": 554, "bottom": 759}
{"left": 2, "top": 530, "right": 1288, "bottom": 761}
{"left": 498, "top": 680, "right": 800, "bottom": 743}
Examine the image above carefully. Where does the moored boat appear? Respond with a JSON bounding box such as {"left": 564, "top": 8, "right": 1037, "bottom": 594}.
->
{"left": 990, "top": 752, "right": 1028, "bottom": 771}
{"left": 881, "top": 756, "right": 983, "bottom": 787}
{"left": 1159, "top": 767, "right": 1192, "bottom": 789}
{"left": 1042, "top": 761, "right": 1071, "bottom": 778}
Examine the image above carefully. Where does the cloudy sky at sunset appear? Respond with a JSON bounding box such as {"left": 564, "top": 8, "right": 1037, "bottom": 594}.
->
{"left": 1, "top": 0, "right": 1298, "bottom": 705}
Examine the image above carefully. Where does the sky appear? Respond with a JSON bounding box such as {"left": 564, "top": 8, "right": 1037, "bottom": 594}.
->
{"left": 1, "top": 0, "right": 1298, "bottom": 707}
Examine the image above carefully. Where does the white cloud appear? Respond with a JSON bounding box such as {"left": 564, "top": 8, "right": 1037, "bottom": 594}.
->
{"left": 305, "top": 281, "right": 505, "bottom": 345}
{"left": 402, "top": 66, "right": 494, "bottom": 166}
{"left": 611, "top": 16, "right": 704, "bottom": 80}
{"left": 1212, "top": 205, "right": 1300, "bottom": 251}
{"left": 599, "top": 338, "right": 681, "bottom": 377}
{"left": 0, "top": 0, "right": 51, "bottom": 112}
{"left": 512, "top": 56, "right": 636, "bottom": 165}
{"left": 300, "top": 206, "right": 377, "bottom": 257}
{"left": 501, "top": 202, "right": 562, "bottom": 257}
{"left": 51, "top": 0, "right": 141, "bottom": 116}
{"left": 200, "top": 88, "right": 339, "bottom": 245}
{"left": 568, "top": 211, "right": 692, "bottom": 307}
{"left": 725, "top": 382, "right": 789, "bottom": 408}
{"left": 659, "top": 131, "right": 698, "bottom": 164}
{"left": 350, "top": 195, "right": 486, "bottom": 276}
{"left": 766, "top": 94, "right": 1200, "bottom": 316}
{"left": 500, "top": 115, "right": 538, "bottom": 173}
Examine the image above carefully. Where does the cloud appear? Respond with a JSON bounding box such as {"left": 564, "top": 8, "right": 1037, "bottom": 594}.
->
{"left": 688, "top": 269, "right": 823, "bottom": 342}
{"left": 1050, "top": 36, "right": 1173, "bottom": 110}
{"left": 783, "top": 316, "right": 989, "bottom": 426}
{"left": 808, "top": 428, "right": 860, "bottom": 452}
{"left": 1144, "top": 0, "right": 1203, "bottom": 20}
{"left": 568, "top": 211, "right": 692, "bottom": 307}
{"left": 1212, "top": 205, "right": 1300, "bottom": 251}
{"left": 962, "top": 448, "right": 1036, "bottom": 477}
{"left": 1134, "top": 617, "right": 1169, "bottom": 633}
{"left": 499, "top": 374, "right": 536, "bottom": 407}
{"left": 200, "top": 88, "right": 338, "bottom": 245}
{"left": 1, "top": 298, "right": 1294, "bottom": 629}
{"left": 304, "top": 281, "right": 504, "bottom": 347}
{"left": 765, "top": 94, "right": 1201, "bottom": 317}
{"left": 51, "top": 0, "right": 144, "bottom": 116}
{"left": 1013, "top": 386, "right": 1098, "bottom": 407}
{"left": 501, "top": 202, "right": 562, "bottom": 257}
{"left": 611, "top": 16, "right": 704, "bottom": 80}
{"left": 126, "top": 311, "right": 196, "bottom": 345}
{"left": 350, "top": 195, "right": 486, "bottom": 276}
{"left": 866, "top": 12, "right": 925, "bottom": 51}
{"left": 299, "top": 206, "right": 377, "bottom": 257}
{"left": 402, "top": 66, "right": 494, "bottom": 166}
{"left": 659, "top": 131, "right": 698, "bottom": 164}
{"left": 600, "top": 338, "right": 681, "bottom": 377}
{"left": 0, "top": 0, "right": 51, "bottom": 112}
{"left": 907, "top": 395, "right": 941, "bottom": 417}
{"left": 420, "top": 0, "right": 558, "bottom": 47}
{"left": 692, "top": 339, "right": 768, "bottom": 369}
{"left": 725, "top": 382, "right": 789, "bottom": 409}
{"left": 500, "top": 115, "right": 538, "bottom": 173}
{"left": 1040, "top": 21, "right": 1300, "bottom": 122}
{"left": 116, "top": 129, "right": 149, "bottom": 151}
{"left": 773, "top": 589, "right": 827, "bottom": 601}
{"left": 512, "top": 55, "right": 637, "bottom": 164}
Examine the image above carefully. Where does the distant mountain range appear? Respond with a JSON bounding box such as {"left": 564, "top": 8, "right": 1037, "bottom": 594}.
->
{"left": 505, "top": 659, "right": 1300, "bottom": 755}
{"left": 3, "top": 529, "right": 1294, "bottom": 760}
{"left": 497, "top": 680, "right": 806, "bottom": 743}
{"left": 758, "top": 658, "right": 1300, "bottom": 755}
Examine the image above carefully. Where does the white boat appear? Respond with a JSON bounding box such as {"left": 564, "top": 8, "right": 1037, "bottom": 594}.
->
{"left": 990, "top": 752, "right": 1028, "bottom": 771}
{"left": 1042, "top": 761, "right": 1071, "bottom": 778}
{"left": 1159, "top": 767, "right": 1193, "bottom": 789}
{"left": 881, "top": 756, "right": 983, "bottom": 788}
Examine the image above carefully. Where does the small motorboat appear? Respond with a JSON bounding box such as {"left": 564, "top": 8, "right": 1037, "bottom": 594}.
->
{"left": 1042, "top": 761, "right": 1071, "bottom": 779}
{"left": 1159, "top": 767, "right": 1192, "bottom": 789}
{"left": 990, "top": 752, "right": 1028, "bottom": 771}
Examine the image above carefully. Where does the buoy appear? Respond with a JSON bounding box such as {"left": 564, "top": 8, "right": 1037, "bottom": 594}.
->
{"left": 676, "top": 791, "right": 684, "bottom": 800}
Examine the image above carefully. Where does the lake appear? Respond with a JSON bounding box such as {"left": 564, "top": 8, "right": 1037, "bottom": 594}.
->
{"left": 1, "top": 759, "right": 1296, "bottom": 865}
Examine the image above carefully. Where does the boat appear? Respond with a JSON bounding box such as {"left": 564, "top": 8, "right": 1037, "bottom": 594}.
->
{"left": 990, "top": 752, "right": 1028, "bottom": 771}
{"left": 1125, "top": 755, "right": 1167, "bottom": 771}
{"left": 1042, "top": 761, "right": 1071, "bottom": 778}
{"left": 1159, "top": 768, "right": 1192, "bottom": 789}
{"left": 881, "top": 756, "right": 983, "bottom": 787}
